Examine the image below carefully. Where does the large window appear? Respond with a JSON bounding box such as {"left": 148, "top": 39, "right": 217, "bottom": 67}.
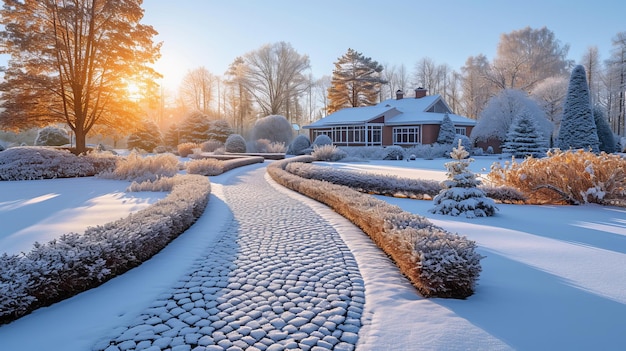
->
{"left": 312, "top": 125, "right": 382, "bottom": 146}
{"left": 393, "top": 126, "right": 421, "bottom": 145}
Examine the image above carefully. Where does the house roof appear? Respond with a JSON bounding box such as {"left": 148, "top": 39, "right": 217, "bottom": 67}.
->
{"left": 304, "top": 94, "right": 476, "bottom": 129}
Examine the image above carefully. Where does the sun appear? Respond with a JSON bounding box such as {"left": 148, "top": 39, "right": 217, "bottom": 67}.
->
{"left": 125, "top": 81, "right": 142, "bottom": 101}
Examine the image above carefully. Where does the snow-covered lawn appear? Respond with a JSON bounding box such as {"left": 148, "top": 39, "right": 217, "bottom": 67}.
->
{"left": 1, "top": 156, "right": 625, "bottom": 350}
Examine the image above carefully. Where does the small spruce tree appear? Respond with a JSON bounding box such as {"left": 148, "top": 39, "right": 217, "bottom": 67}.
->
{"left": 429, "top": 140, "right": 497, "bottom": 218}
{"left": 207, "top": 119, "right": 234, "bottom": 143}
{"left": 163, "top": 123, "right": 180, "bottom": 148}
{"left": 179, "top": 112, "right": 211, "bottom": 143}
{"left": 436, "top": 113, "right": 456, "bottom": 144}
{"left": 502, "top": 111, "right": 548, "bottom": 158}
{"left": 127, "top": 120, "right": 162, "bottom": 152}
{"left": 556, "top": 65, "right": 599, "bottom": 152}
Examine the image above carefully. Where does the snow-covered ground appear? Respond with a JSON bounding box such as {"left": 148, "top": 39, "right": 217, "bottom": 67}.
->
{"left": 0, "top": 157, "right": 625, "bottom": 350}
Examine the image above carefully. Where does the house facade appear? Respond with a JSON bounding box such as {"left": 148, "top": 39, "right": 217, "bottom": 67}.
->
{"left": 303, "top": 88, "right": 476, "bottom": 147}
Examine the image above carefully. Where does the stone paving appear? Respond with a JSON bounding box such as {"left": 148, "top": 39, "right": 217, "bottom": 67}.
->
{"left": 95, "top": 166, "right": 365, "bottom": 351}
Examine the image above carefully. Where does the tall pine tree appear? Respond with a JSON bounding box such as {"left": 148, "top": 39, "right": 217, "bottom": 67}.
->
{"left": 327, "top": 49, "right": 386, "bottom": 114}
{"left": 556, "top": 65, "right": 599, "bottom": 152}
{"left": 502, "top": 111, "right": 548, "bottom": 158}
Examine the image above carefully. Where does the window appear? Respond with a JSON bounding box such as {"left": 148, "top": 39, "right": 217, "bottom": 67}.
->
{"left": 393, "top": 126, "right": 421, "bottom": 145}
{"left": 455, "top": 127, "right": 466, "bottom": 136}
{"left": 312, "top": 125, "right": 382, "bottom": 146}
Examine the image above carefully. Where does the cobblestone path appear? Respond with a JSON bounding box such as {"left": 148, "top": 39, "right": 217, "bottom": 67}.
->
{"left": 95, "top": 166, "right": 365, "bottom": 351}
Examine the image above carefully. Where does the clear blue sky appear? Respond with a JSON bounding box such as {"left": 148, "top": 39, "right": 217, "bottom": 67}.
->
{"left": 2, "top": 1, "right": 624, "bottom": 91}
{"left": 143, "top": 0, "right": 625, "bottom": 90}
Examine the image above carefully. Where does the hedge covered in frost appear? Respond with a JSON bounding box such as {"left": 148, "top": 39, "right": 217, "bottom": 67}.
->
{"left": 0, "top": 146, "right": 117, "bottom": 180}
{"left": 284, "top": 161, "right": 526, "bottom": 204}
{"left": 186, "top": 156, "right": 265, "bottom": 176}
{"left": 268, "top": 156, "right": 483, "bottom": 298}
{"left": 0, "top": 174, "right": 211, "bottom": 324}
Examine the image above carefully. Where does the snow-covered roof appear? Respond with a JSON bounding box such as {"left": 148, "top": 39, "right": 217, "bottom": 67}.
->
{"left": 304, "top": 94, "right": 475, "bottom": 129}
{"left": 305, "top": 106, "right": 400, "bottom": 128}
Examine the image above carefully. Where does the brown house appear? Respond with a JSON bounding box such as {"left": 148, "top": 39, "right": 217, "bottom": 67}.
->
{"left": 304, "top": 88, "right": 476, "bottom": 147}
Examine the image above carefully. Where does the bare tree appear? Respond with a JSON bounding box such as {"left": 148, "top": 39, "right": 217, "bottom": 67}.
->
{"left": 460, "top": 55, "right": 494, "bottom": 119}
{"left": 0, "top": 0, "right": 161, "bottom": 154}
{"left": 531, "top": 76, "right": 568, "bottom": 144}
{"left": 487, "top": 26, "right": 571, "bottom": 91}
{"left": 224, "top": 57, "right": 253, "bottom": 134}
{"left": 605, "top": 32, "right": 626, "bottom": 136}
{"left": 241, "top": 42, "right": 310, "bottom": 118}
{"left": 179, "top": 67, "right": 216, "bottom": 115}
{"left": 581, "top": 46, "right": 602, "bottom": 106}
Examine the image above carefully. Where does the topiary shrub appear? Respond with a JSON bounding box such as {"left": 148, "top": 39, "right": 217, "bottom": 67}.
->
{"left": 34, "top": 126, "right": 70, "bottom": 146}
{"left": 287, "top": 134, "right": 311, "bottom": 155}
{"left": 225, "top": 134, "right": 247, "bottom": 153}
{"left": 312, "top": 134, "right": 332, "bottom": 147}
{"left": 251, "top": 115, "right": 294, "bottom": 145}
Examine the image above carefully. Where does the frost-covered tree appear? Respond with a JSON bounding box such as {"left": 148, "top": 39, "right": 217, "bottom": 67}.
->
{"left": 593, "top": 106, "right": 617, "bottom": 153}
{"left": 556, "top": 65, "right": 599, "bottom": 152}
{"left": 429, "top": 141, "right": 497, "bottom": 218}
{"left": 207, "top": 119, "right": 234, "bottom": 143}
{"left": 471, "top": 89, "right": 553, "bottom": 145}
{"left": 251, "top": 115, "right": 294, "bottom": 145}
{"left": 34, "top": 126, "right": 69, "bottom": 146}
{"left": 178, "top": 112, "right": 211, "bottom": 143}
{"left": 436, "top": 113, "right": 456, "bottom": 144}
{"left": 163, "top": 123, "right": 180, "bottom": 148}
{"left": 502, "top": 111, "right": 548, "bottom": 158}
{"left": 127, "top": 120, "right": 162, "bottom": 152}
{"left": 531, "top": 76, "right": 568, "bottom": 145}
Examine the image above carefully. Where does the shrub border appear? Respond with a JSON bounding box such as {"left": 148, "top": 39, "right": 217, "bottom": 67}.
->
{"left": 267, "top": 156, "right": 482, "bottom": 299}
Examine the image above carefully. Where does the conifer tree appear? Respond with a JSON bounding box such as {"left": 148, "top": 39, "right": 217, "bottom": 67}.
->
{"left": 556, "top": 65, "right": 599, "bottom": 152}
{"left": 163, "top": 123, "right": 180, "bottom": 148}
{"left": 429, "top": 140, "right": 497, "bottom": 218}
{"left": 207, "top": 120, "right": 234, "bottom": 143}
{"left": 178, "top": 112, "right": 211, "bottom": 143}
{"left": 437, "top": 113, "right": 457, "bottom": 144}
{"left": 593, "top": 106, "right": 617, "bottom": 153}
{"left": 127, "top": 120, "right": 162, "bottom": 152}
{"left": 327, "top": 49, "right": 386, "bottom": 114}
{"left": 502, "top": 111, "right": 548, "bottom": 158}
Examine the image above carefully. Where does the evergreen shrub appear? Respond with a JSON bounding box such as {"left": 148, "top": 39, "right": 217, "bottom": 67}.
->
{"left": 225, "top": 134, "right": 247, "bottom": 153}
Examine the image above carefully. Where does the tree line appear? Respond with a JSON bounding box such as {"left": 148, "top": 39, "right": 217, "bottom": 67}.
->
{"left": 1, "top": 0, "right": 624, "bottom": 153}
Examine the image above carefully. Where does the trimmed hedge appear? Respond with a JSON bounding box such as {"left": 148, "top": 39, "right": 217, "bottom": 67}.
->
{"left": 0, "top": 174, "right": 211, "bottom": 324}
{"left": 267, "top": 156, "right": 483, "bottom": 298}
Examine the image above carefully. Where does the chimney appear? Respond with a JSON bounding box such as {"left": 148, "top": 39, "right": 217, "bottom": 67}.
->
{"left": 414, "top": 87, "right": 427, "bottom": 98}
{"left": 396, "top": 89, "right": 404, "bottom": 100}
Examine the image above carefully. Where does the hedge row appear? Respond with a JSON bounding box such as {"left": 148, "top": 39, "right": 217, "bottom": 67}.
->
{"left": 0, "top": 174, "right": 211, "bottom": 324}
{"left": 267, "top": 156, "right": 483, "bottom": 298}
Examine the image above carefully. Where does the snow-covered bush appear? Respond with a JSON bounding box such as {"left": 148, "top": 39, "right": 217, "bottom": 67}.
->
{"left": 126, "top": 120, "right": 163, "bottom": 153}
{"left": 312, "top": 134, "right": 332, "bottom": 147}
{"left": 488, "top": 149, "right": 626, "bottom": 205}
{"left": 479, "top": 185, "right": 527, "bottom": 204}
{"left": 339, "top": 146, "right": 388, "bottom": 160}
{"left": 486, "top": 146, "right": 494, "bottom": 154}
{"left": 384, "top": 145, "right": 405, "bottom": 160}
{"left": 225, "top": 134, "right": 247, "bottom": 153}
{"left": 34, "top": 126, "right": 69, "bottom": 146}
{"left": 0, "top": 147, "right": 117, "bottom": 180}
{"left": 0, "top": 174, "right": 210, "bottom": 324}
{"left": 98, "top": 152, "right": 179, "bottom": 183}
{"left": 429, "top": 141, "right": 497, "bottom": 218}
{"left": 251, "top": 115, "right": 294, "bottom": 145}
{"left": 251, "top": 139, "right": 286, "bottom": 153}
{"left": 200, "top": 139, "right": 223, "bottom": 153}
{"left": 311, "top": 144, "right": 347, "bottom": 161}
{"left": 593, "top": 106, "right": 617, "bottom": 153}
{"left": 186, "top": 158, "right": 224, "bottom": 176}
{"left": 268, "top": 157, "right": 483, "bottom": 298}
{"left": 177, "top": 142, "right": 200, "bottom": 157}
{"left": 287, "top": 134, "right": 311, "bottom": 155}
